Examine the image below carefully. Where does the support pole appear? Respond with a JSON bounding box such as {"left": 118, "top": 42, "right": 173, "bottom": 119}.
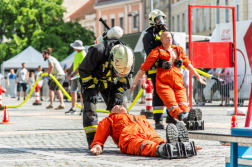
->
{"left": 245, "top": 82, "right": 252, "bottom": 127}
{"left": 232, "top": 7, "right": 238, "bottom": 115}
{"left": 188, "top": 5, "right": 193, "bottom": 109}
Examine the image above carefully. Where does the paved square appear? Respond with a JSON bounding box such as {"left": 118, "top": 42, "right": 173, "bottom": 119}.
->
{"left": 0, "top": 98, "right": 250, "bottom": 167}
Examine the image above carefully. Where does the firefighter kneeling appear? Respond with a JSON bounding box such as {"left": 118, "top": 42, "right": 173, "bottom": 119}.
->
{"left": 78, "top": 32, "right": 134, "bottom": 148}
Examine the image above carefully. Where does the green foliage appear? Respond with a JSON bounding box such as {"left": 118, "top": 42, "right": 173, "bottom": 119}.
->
{"left": 0, "top": 0, "right": 95, "bottom": 64}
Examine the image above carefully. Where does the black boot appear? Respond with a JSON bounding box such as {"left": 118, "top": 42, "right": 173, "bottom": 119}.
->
{"left": 175, "top": 122, "right": 189, "bottom": 142}
{"left": 166, "top": 113, "right": 179, "bottom": 124}
{"left": 156, "top": 143, "right": 182, "bottom": 159}
{"left": 177, "top": 111, "right": 189, "bottom": 123}
{"left": 155, "top": 121, "right": 164, "bottom": 129}
{"left": 166, "top": 124, "right": 178, "bottom": 143}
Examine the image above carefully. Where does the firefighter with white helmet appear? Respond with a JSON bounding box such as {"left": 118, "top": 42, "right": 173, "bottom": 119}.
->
{"left": 78, "top": 28, "right": 134, "bottom": 148}
{"left": 143, "top": 9, "right": 178, "bottom": 129}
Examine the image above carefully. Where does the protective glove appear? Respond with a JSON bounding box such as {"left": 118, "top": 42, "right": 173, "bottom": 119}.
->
{"left": 174, "top": 58, "right": 183, "bottom": 68}
{"left": 113, "top": 93, "right": 123, "bottom": 105}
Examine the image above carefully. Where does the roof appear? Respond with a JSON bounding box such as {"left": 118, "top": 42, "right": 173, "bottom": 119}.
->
{"left": 1, "top": 46, "right": 48, "bottom": 72}
{"left": 68, "top": 0, "right": 96, "bottom": 21}
{"left": 95, "top": 0, "right": 128, "bottom": 6}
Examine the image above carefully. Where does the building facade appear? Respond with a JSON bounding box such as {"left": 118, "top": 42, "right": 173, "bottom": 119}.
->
{"left": 145, "top": 0, "right": 252, "bottom": 36}
{"left": 94, "top": 0, "right": 144, "bottom": 37}
{"left": 65, "top": 0, "right": 97, "bottom": 36}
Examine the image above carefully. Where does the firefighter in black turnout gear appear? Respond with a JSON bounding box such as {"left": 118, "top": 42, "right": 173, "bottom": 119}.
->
{"left": 143, "top": 9, "right": 178, "bottom": 129}
{"left": 78, "top": 29, "right": 134, "bottom": 148}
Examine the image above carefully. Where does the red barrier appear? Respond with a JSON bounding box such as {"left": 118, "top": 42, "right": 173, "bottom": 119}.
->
{"left": 33, "top": 84, "right": 42, "bottom": 105}
{"left": 0, "top": 84, "right": 6, "bottom": 110}
{"left": 145, "top": 80, "right": 153, "bottom": 111}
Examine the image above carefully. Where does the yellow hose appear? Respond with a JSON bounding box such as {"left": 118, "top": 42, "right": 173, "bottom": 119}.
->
{"left": 7, "top": 73, "right": 142, "bottom": 113}
{"left": 127, "top": 88, "right": 143, "bottom": 111}
{"left": 181, "top": 65, "right": 211, "bottom": 78}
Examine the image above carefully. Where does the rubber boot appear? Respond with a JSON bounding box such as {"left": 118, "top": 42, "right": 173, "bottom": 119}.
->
{"left": 166, "top": 124, "right": 178, "bottom": 143}
{"left": 156, "top": 143, "right": 182, "bottom": 159}
{"left": 155, "top": 121, "right": 164, "bottom": 129}
{"left": 166, "top": 112, "right": 189, "bottom": 141}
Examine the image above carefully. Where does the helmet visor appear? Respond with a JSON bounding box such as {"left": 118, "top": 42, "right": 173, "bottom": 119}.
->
{"left": 154, "top": 16, "right": 166, "bottom": 25}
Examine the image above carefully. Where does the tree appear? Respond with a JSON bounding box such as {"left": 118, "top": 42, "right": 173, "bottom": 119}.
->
{"left": 0, "top": 0, "right": 95, "bottom": 65}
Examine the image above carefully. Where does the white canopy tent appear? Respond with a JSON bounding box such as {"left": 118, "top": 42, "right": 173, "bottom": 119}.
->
{"left": 60, "top": 45, "right": 90, "bottom": 68}
{"left": 1, "top": 46, "right": 48, "bottom": 74}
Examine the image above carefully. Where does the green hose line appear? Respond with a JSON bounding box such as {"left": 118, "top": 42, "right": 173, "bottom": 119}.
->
{"left": 7, "top": 73, "right": 142, "bottom": 113}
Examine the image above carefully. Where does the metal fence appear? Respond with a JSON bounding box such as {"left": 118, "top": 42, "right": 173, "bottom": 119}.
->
{"left": 1, "top": 74, "right": 251, "bottom": 106}
{"left": 193, "top": 74, "right": 252, "bottom": 106}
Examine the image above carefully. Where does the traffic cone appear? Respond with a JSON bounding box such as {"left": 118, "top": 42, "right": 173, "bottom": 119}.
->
{"left": 0, "top": 106, "right": 13, "bottom": 124}
{"left": 231, "top": 115, "right": 238, "bottom": 128}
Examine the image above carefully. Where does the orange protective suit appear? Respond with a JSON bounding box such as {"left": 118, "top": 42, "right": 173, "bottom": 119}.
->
{"left": 140, "top": 45, "right": 191, "bottom": 119}
{"left": 90, "top": 113, "right": 165, "bottom": 157}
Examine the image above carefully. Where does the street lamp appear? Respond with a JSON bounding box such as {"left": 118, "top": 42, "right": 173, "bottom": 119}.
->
{"left": 128, "top": 12, "right": 140, "bottom": 32}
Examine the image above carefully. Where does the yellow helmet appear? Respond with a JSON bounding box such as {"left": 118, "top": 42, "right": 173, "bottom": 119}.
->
{"left": 148, "top": 9, "right": 166, "bottom": 27}
{"left": 110, "top": 44, "right": 134, "bottom": 77}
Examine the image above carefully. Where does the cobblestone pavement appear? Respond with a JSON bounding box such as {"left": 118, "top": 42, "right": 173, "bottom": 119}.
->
{"left": 0, "top": 98, "right": 250, "bottom": 167}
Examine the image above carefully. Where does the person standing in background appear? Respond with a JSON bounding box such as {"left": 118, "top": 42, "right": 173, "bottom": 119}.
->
{"left": 35, "top": 66, "right": 44, "bottom": 101}
{"left": 15, "top": 63, "right": 29, "bottom": 101}
{"left": 42, "top": 48, "right": 65, "bottom": 110}
{"left": 7, "top": 69, "right": 16, "bottom": 98}
{"left": 28, "top": 71, "right": 36, "bottom": 96}
{"left": 65, "top": 40, "right": 86, "bottom": 115}
{"left": 182, "top": 69, "right": 189, "bottom": 103}
{"left": 218, "top": 68, "right": 232, "bottom": 106}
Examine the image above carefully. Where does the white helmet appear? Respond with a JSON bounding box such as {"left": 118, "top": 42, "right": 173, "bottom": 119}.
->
{"left": 149, "top": 9, "right": 166, "bottom": 27}
{"left": 110, "top": 44, "right": 134, "bottom": 77}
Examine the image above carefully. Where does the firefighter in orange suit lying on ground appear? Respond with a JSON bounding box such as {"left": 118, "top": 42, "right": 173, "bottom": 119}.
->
{"left": 90, "top": 105, "right": 197, "bottom": 158}
{"left": 130, "top": 31, "right": 206, "bottom": 125}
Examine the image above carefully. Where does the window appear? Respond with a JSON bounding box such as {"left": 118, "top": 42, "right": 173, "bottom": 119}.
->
{"left": 177, "top": 15, "right": 180, "bottom": 32}
{"left": 111, "top": 18, "right": 115, "bottom": 27}
{"left": 133, "top": 15, "right": 138, "bottom": 28}
{"left": 236, "top": 0, "right": 239, "bottom": 21}
{"left": 103, "top": 20, "right": 107, "bottom": 31}
{"left": 209, "top": 7, "right": 211, "bottom": 29}
{"left": 172, "top": 16, "right": 174, "bottom": 31}
{"left": 119, "top": 17, "right": 124, "bottom": 29}
{"left": 202, "top": 8, "right": 206, "bottom": 31}
{"left": 196, "top": 9, "right": 200, "bottom": 32}
{"left": 216, "top": 0, "right": 220, "bottom": 24}
{"left": 225, "top": 0, "right": 229, "bottom": 23}
{"left": 182, "top": 13, "right": 185, "bottom": 32}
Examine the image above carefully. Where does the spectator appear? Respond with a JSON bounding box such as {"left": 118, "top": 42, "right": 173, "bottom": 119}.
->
{"left": 65, "top": 40, "right": 86, "bottom": 115}
{"left": 208, "top": 68, "right": 222, "bottom": 103}
{"left": 42, "top": 48, "right": 65, "bottom": 110}
{"left": 35, "top": 66, "right": 44, "bottom": 101}
{"left": 182, "top": 69, "right": 189, "bottom": 103}
{"left": 196, "top": 68, "right": 207, "bottom": 106}
{"left": 28, "top": 71, "right": 36, "bottom": 96}
{"left": 218, "top": 68, "right": 232, "bottom": 106}
{"left": 15, "top": 63, "right": 29, "bottom": 101}
{"left": 7, "top": 69, "right": 16, "bottom": 98}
